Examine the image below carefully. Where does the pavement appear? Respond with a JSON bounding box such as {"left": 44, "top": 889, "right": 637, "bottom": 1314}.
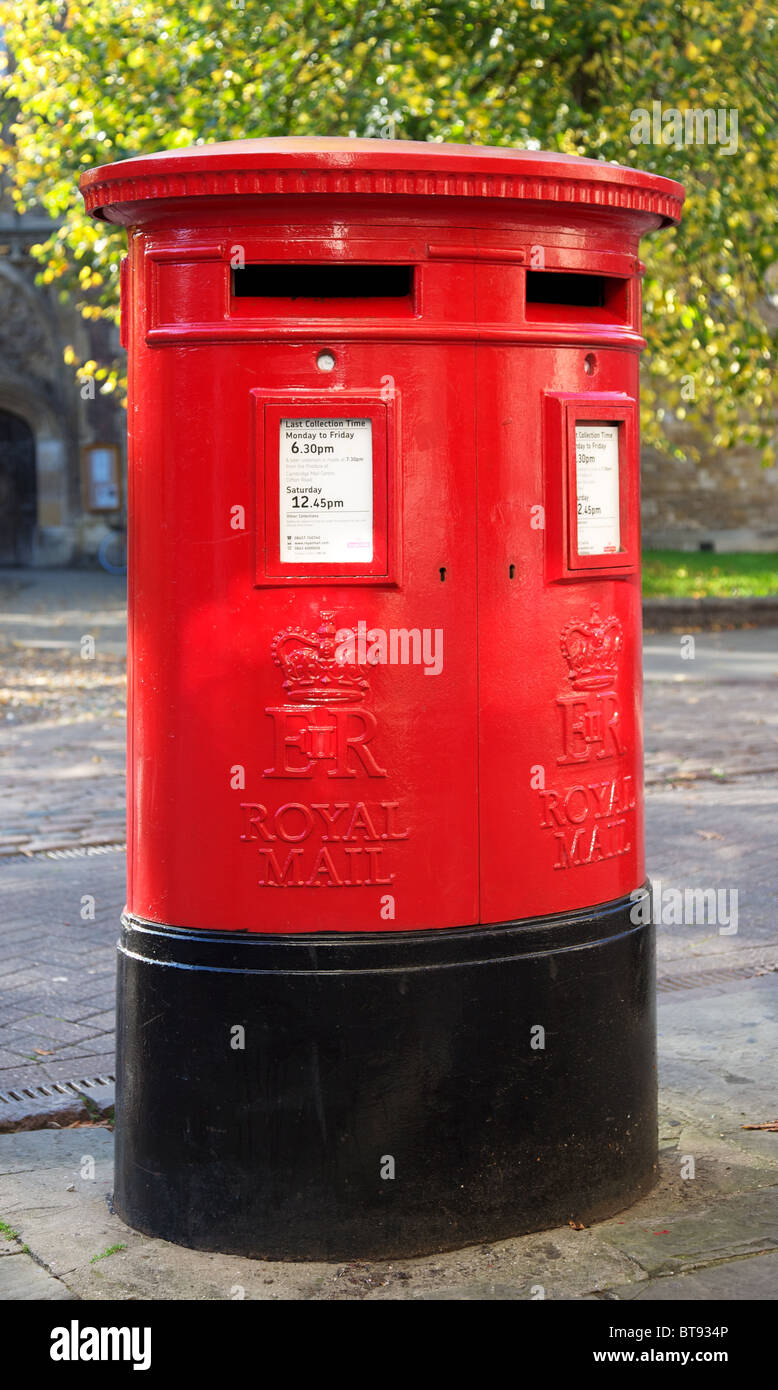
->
{"left": 0, "top": 568, "right": 776, "bottom": 1299}
{"left": 0, "top": 572, "right": 124, "bottom": 1099}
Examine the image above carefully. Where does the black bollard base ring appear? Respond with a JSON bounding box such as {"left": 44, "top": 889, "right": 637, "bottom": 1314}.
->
{"left": 114, "top": 886, "right": 655, "bottom": 1260}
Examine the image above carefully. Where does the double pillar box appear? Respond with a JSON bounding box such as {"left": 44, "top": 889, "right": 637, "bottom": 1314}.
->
{"left": 80, "top": 138, "right": 683, "bottom": 1259}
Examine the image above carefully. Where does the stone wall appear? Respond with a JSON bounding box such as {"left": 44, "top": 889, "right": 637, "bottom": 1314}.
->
{"left": 641, "top": 434, "right": 778, "bottom": 552}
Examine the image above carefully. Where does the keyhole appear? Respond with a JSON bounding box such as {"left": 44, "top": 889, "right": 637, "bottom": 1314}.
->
{"left": 509, "top": 564, "right": 516, "bottom": 579}
{"left": 439, "top": 567, "right": 446, "bottom": 582}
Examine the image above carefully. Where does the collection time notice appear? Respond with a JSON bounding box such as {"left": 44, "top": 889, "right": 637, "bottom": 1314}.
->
{"left": 279, "top": 417, "right": 374, "bottom": 564}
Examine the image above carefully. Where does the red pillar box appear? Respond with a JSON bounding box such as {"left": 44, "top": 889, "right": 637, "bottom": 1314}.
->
{"left": 80, "top": 139, "right": 683, "bottom": 1259}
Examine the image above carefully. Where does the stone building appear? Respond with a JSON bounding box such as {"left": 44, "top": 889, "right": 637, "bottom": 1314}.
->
{"left": 0, "top": 178, "right": 125, "bottom": 567}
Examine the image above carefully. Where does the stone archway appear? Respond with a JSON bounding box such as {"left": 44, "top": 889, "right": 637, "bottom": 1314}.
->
{"left": 0, "top": 261, "right": 73, "bottom": 563}
{"left": 0, "top": 409, "right": 36, "bottom": 564}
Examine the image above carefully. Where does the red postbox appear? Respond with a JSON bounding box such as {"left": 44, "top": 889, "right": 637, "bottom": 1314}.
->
{"left": 81, "top": 138, "right": 683, "bottom": 1259}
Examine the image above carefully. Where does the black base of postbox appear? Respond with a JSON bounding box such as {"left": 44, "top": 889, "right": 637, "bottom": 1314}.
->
{"left": 113, "top": 886, "right": 656, "bottom": 1260}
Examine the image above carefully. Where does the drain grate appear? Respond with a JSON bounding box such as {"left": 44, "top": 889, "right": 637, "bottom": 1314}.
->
{"left": 0, "top": 1075, "right": 115, "bottom": 1106}
{"left": 658, "top": 961, "right": 778, "bottom": 993}
{"left": 0, "top": 1075, "right": 115, "bottom": 1133}
{"left": 19, "top": 842, "right": 126, "bottom": 861}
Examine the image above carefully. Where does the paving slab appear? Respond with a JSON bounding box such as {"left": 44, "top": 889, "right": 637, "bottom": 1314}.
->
{"left": 595, "top": 1188, "right": 778, "bottom": 1279}
{"left": 601, "top": 1248, "right": 778, "bottom": 1301}
{"left": 0, "top": 854, "right": 121, "bottom": 1091}
{"left": 0, "top": 1248, "right": 75, "bottom": 1300}
{"left": 659, "top": 976, "right": 778, "bottom": 1140}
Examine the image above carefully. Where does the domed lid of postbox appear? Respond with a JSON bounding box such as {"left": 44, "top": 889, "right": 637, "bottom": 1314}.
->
{"left": 80, "top": 136, "right": 684, "bottom": 227}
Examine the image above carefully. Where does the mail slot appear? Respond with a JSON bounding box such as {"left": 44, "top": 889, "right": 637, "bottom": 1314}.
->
{"left": 80, "top": 137, "right": 683, "bottom": 1260}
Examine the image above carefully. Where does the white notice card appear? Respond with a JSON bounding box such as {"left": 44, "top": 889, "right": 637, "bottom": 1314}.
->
{"left": 575, "top": 423, "right": 621, "bottom": 556}
{"left": 279, "top": 418, "right": 373, "bottom": 564}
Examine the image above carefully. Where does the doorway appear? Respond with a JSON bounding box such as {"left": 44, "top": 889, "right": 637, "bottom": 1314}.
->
{"left": 0, "top": 411, "right": 36, "bottom": 565}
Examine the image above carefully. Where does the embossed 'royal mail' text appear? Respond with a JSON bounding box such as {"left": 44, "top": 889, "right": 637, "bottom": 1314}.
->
{"left": 241, "top": 800, "right": 409, "bottom": 886}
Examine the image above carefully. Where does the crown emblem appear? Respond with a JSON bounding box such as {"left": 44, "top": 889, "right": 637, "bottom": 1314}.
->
{"left": 560, "top": 605, "right": 623, "bottom": 691}
{"left": 271, "top": 611, "right": 369, "bottom": 704}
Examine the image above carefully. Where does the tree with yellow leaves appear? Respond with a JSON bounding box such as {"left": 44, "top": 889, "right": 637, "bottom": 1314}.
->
{"left": 1, "top": 0, "right": 775, "bottom": 460}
